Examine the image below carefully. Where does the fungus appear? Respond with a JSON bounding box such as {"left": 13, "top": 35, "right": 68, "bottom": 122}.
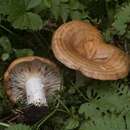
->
{"left": 52, "top": 20, "right": 129, "bottom": 80}
{"left": 4, "top": 56, "right": 61, "bottom": 106}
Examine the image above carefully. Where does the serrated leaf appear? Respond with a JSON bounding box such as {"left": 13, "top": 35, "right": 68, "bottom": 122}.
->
{"left": 12, "top": 12, "right": 43, "bottom": 30}
{"left": 0, "top": 36, "right": 12, "bottom": 52}
{"left": 95, "top": 94, "right": 130, "bottom": 113}
{"left": 26, "top": 0, "right": 42, "bottom": 10}
{"left": 79, "top": 102, "right": 101, "bottom": 119}
{"left": 5, "top": 124, "right": 32, "bottom": 130}
{"left": 1, "top": 53, "right": 10, "bottom": 61}
{"left": 7, "top": 0, "right": 43, "bottom": 30}
{"left": 79, "top": 114, "right": 125, "bottom": 130}
{"left": 14, "top": 49, "right": 34, "bottom": 57}
{"left": 80, "top": 81, "right": 130, "bottom": 115}
{"left": 86, "top": 81, "right": 118, "bottom": 98}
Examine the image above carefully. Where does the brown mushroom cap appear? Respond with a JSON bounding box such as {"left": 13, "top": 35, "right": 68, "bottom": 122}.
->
{"left": 4, "top": 56, "right": 61, "bottom": 106}
{"left": 52, "top": 20, "right": 129, "bottom": 80}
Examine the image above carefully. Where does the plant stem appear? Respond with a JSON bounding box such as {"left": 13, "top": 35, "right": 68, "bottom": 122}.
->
{"left": 56, "top": 98, "right": 71, "bottom": 114}
{"left": 36, "top": 108, "right": 57, "bottom": 130}
{"left": 57, "top": 108, "right": 71, "bottom": 115}
{"left": 71, "top": 82, "right": 89, "bottom": 101}
{"left": 0, "top": 24, "right": 14, "bottom": 35}
{"left": 76, "top": 86, "right": 89, "bottom": 101}
{"left": 0, "top": 122, "right": 10, "bottom": 128}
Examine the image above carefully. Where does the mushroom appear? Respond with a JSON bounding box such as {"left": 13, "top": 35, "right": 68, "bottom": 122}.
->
{"left": 4, "top": 56, "right": 61, "bottom": 107}
{"left": 52, "top": 20, "right": 129, "bottom": 80}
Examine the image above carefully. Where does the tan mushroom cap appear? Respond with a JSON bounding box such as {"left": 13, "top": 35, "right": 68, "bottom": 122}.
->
{"left": 52, "top": 20, "right": 129, "bottom": 80}
{"left": 4, "top": 56, "right": 61, "bottom": 105}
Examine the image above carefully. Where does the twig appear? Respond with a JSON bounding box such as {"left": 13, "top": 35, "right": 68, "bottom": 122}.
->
{"left": 0, "top": 122, "right": 10, "bottom": 128}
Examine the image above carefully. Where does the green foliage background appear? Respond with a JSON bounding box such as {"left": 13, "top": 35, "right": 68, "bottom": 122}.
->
{"left": 0, "top": 0, "right": 130, "bottom": 130}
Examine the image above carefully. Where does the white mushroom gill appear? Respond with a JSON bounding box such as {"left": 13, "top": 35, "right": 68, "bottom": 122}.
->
{"left": 26, "top": 76, "right": 47, "bottom": 106}
{"left": 6, "top": 58, "right": 61, "bottom": 106}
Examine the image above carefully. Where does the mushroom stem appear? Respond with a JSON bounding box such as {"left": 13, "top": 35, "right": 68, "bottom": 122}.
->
{"left": 25, "top": 76, "right": 47, "bottom": 106}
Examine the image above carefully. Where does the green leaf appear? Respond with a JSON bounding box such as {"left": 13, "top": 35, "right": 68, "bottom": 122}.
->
{"left": 7, "top": 0, "right": 43, "bottom": 30}
{"left": 60, "top": 4, "right": 69, "bottom": 22}
{"left": 5, "top": 124, "right": 32, "bottom": 130}
{"left": 79, "top": 102, "right": 101, "bottom": 119}
{"left": 95, "top": 94, "right": 130, "bottom": 113}
{"left": 51, "top": 6, "right": 60, "bottom": 20}
{"left": 0, "top": 0, "right": 9, "bottom": 15}
{"left": 64, "top": 118, "right": 79, "bottom": 130}
{"left": 69, "top": 0, "right": 83, "bottom": 10}
{"left": 126, "top": 111, "right": 130, "bottom": 129}
{"left": 113, "top": 2, "right": 130, "bottom": 35}
{"left": 51, "top": 0, "right": 60, "bottom": 20}
{"left": 1, "top": 53, "right": 10, "bottom": 61}
{"left": 12, "top": 12, "right": 43, "bottom": 30}
{"left": 79, "top": 82, "right": 130, "bottom": 115}
{"left": 79, "top": 114, "right": 125, "bottom": 130}
{"left": 7, "top": 0, "right": 26, "bottom": 22}
{"left": 126, "top": 31, "right": 130, "bottom": 39}
{"left": 42, "top": 0, "right": 51, "bottom": 8}
{"left": 0, "top": 36, "right": 12, "bottom": 52}
{"left": 26, "top": 0, "right": 42, "bottom": 10}
{"left": 51, "top": 0, "right": 60, "bottom": 6}
{"left": 77, "top": 81, "right": 130, "bottom": 130}
{"left": 70, "top": 11, "right": 82, "bottom": 20}
{"left": 61, "top": 0, "right": 69, "bottom": 2}
{"left": 14, "top": 49, "right": 34, "bottom": 57}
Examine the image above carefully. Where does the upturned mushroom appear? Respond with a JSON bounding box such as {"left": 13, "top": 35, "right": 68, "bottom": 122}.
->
{"left": 52, "top": 20, "right": 129, "bottom": 80}
{"left": 4, "top": 56, "right": 61, "bottom": 107}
